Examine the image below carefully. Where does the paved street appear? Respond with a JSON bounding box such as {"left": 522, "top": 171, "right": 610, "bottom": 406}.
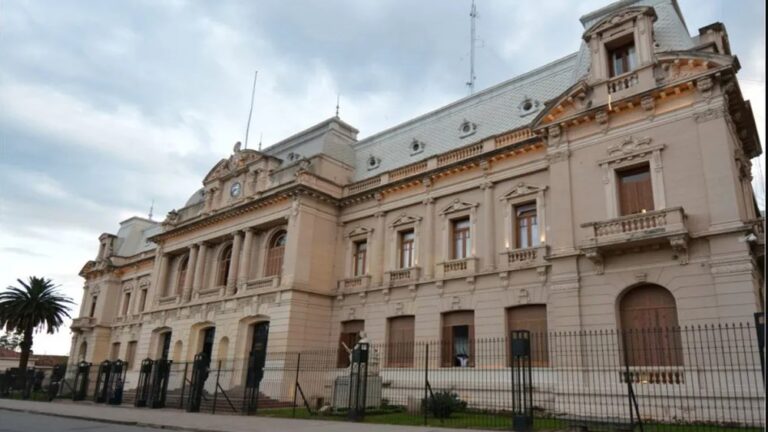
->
{"left": 0, "top": 399, "right": 490, "bottom": 432}
{"left": 0, "top": 410, "right": 166, "bottom": 432}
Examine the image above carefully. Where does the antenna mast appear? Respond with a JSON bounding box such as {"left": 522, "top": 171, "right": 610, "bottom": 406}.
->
{"left": 148, "top": 199, "right": 154, "bottom": 221}
{"left": 244, "top": 70, "right": 258, "bottom": 148}
{"left": 466, "top": 0, "right": 477, "bottom": 94}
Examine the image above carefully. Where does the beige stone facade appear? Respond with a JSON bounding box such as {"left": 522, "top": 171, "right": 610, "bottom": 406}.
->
{"left": 69, "top": 0, "right": 764, "bottom": 379}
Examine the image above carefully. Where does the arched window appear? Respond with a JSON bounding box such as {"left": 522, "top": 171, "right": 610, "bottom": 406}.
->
{"left": 217, "top": 245, "right": 233, "bottom": 286}
{"left": 619, "top": 284, "right": 682, "bottom": 366}
{"left": 175, "top": 255, "right": 189, "bottom": 295}
{"left": 264, "top": 231, "right": 286, "bottom": 277}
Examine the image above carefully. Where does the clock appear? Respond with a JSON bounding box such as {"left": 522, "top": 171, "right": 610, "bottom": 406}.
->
{"left": 230, "top": 181, "right": 242, "bottom": 197}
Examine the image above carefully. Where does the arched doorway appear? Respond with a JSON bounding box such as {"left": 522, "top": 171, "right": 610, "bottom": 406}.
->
{"left": 199, "top": 327, "right": 216, "bottom": 359}
{"left": 619, "top": 284, "right": 682, "bottom": 366}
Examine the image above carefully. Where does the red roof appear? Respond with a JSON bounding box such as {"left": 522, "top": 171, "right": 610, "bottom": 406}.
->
{"left": 0, "top": 347, "right": 20, "bottom": 358}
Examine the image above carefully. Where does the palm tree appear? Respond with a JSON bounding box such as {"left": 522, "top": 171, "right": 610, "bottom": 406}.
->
{"left": 0, "top": 276, "right": 74, "bottom": 372}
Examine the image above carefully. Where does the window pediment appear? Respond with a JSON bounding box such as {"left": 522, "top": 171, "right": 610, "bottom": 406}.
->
{"left": 391, "top": 213, "right": 422, "bottom": 228}
{"left": 439, "top": 199, "right": 478, "bottom": 216}
{"left": 599, "top": 135, "right": 665, "bottom": 166}
{"left": 500, "top": 183, "right": 547, "bottom": 201}
{"left": 583, "top": 6, "right": 656, "bottom": 41}
{"left": 347, "top": 226, "right": 373, "bottom": 238}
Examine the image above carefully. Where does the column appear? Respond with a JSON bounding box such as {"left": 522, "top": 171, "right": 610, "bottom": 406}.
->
{"left": 237, "top": 228, "right": 255, "bottom": 289}
{"left": 192, "top": 243, "right": 207, "bottom": 299}
{"left": 481, "top": 181, "right": 495, "bottom": 271}
{"left": 372, "top": 212, "right": 386, "bottom": 285}
{"left": 182, "top": 245, "right": 198, "bottom": 303}
{"left": 226, "top": 231, "right": 243, "bottom": 295}
{"left": 422, "top": 197, "right": 435, "bottom": 279}
{"left": 154, "top": 253, "right": 170, "bottom": 303}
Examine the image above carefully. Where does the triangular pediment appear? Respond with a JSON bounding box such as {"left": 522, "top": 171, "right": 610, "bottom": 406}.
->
{"left": 439, "top": 199, "right": 478, "bottom": 215}
{"left": 347, "top": 226, "right": 373, "bottom": 238}
{"left": 390, "top": 213, "right": 422, "bottom": 228}
{"left": 532, "top": 80, "right": 591, "bottom": 129}
{"left": 501, "top": 183, "right": 547, "bottom": 201}
{"left": 203, "top": 148, "right": 266, "bottom": 184}
{"left": 583, "top": 7, "right": 656, "bottom": 41}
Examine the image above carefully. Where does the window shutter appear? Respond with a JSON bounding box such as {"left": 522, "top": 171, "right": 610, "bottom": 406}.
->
{"left": 468, "top": 323, "right": 476, "bottom": 367}
{"left": 441, "top": 326, "right": 452, "bottom": 367}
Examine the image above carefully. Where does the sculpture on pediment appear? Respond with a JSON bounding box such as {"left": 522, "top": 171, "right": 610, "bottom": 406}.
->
{"left": 390, "top": 213, "right": 422, "bottom": 228}
{"left": 439, "top": 198, "right": 478, "bottom": 216}
{"left": 607, "top": 136, "right": 652, "bottom": 156}
{"left": 163, "top": 209, "right": 180, "bottom": 226}
{"left": 501, "top": 182, "right": 546, "bottom": 200}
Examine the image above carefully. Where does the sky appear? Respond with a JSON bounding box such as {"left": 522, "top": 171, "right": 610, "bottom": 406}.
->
{"left": 0, "top": 0, "right": 764, "bottom": 356}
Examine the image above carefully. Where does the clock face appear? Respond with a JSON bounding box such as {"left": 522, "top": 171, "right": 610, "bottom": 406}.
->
{"left": 230, "top": 182, "right": 242, "bottom": 197}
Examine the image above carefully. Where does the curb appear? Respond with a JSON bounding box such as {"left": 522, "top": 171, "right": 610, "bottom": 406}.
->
{"left": 0, "top": 406, "right": 216, "bottom": 432}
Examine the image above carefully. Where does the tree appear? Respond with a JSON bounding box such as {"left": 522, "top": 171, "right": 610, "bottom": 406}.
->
{"left": 0, "top": 277, "right": 74, "bottom": 371}
{"left": 0, "top": 331, "right": 23, "bottom": 350}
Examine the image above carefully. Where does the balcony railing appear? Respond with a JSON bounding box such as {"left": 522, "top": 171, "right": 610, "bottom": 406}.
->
{"left": 607, "top": 72, "right": 639, "bottom": 94}
{"left": 503, "top": 245, "right": 548, "bottom": 271}
{"left": 581, "top": 207, "right": 688, "bottom": 247}
{"left": 338, "top": 275, "right": 372, "bottom": 293}
{"left": 246, "top": 275, "right": 280, "bottom": 291}
{"left": 71, "top": 317, "right": 95, "bottom": 329}
{"left": 384, "top": 267, "right": 421, "bottom": 286}
{"left": 436, "top": 257, "right": 477, "bottom": 279}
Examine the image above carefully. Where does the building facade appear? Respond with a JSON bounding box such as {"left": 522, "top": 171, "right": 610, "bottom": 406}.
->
{"left": 70, "top": 0, "right": 764, "bottom": 379}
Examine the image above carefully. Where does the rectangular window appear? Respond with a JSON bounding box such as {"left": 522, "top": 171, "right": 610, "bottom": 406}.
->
{"left": 353, "top": 241, "right": 367, "bottom": 276}
{"left": 121, "top": 292, "right": 131, "bottom": 316}
{"left": 515, "top": 203, "right": 539, "bottom": 249}
{"left": 399, "top": 230, "right": 415, "bottom": 269}
{"left": 609, "top": 40, "right": 637, "bottom": 77}
{"left": 441, "top": 311, "right": 475, "bottom": 367}
{"left": 387, "top": 316, "right": 415, "bottom": 367}
{"left": 110, "top": 342, "right": 121, "bottom": 361}
{"left": 126, "top": 341, "right": 137, "bottom": 368}
{"left": 618, "top": 164, "right": 654, "bottom": 215}
{"left": 337, "top": 320, "right": 364, "bottom": 368}
{"left": 138, "top": 289, "right": 147, "bottom": 313}
{"left": 451, "top": 218, "right": 471, "bottom": 260}
{"left": 89, "top": 296, "right": 98, "bottom": 317}
{"left": 507, "top": 305, "right": 549, "bottom": 367}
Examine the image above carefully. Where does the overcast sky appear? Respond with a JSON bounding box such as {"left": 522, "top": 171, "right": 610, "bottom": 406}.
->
{"left": 0, "top": 0, "right": 764, "bottom": 355}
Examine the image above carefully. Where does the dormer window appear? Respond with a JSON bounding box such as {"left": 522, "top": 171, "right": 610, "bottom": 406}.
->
{"left": 608, "top": 36, "right": 637, "bottom": 77}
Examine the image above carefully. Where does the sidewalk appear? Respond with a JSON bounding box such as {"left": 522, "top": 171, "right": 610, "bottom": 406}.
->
{"left": 0, "top": 398, "right": 494, "bottom": 432}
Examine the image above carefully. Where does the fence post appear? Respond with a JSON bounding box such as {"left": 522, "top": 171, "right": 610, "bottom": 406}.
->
{"left": 212, "top": 360, "right": 221, "bottom": 414}
{"left": 179, "top": 362, "right": 188, "bottom": 409}
{"left": 423, "top": 342, "right": 429, "bottom": 426}
{"left": 755, "top": 312, "right": 765, "bottom": 383}
{"left": 292, "top": 352, "right": 301, "bottom": 418}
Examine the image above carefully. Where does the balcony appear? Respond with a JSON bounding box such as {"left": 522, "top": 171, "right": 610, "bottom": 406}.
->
{"left": 502, "top": 245, "right": 549, "bottom": 271}
{"left": 580, "top": 207, "right": 689, "bottom": 273}
{"left": 246, "top": 275, "right": 281, "bottom": 291}
{"left": 71, "top": 317, "right": 95, "bottom": 330}
{"left": 384, "top": 267, "right": 421, "bottom": 286}
{"left": 338, "top": 275, "right": 372, "bottom": 294}
{"left": 436, "top": 257, "right": 477, "bottom": 280}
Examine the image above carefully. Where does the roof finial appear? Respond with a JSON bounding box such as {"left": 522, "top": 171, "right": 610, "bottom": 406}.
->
{"left": 244, "top": 70, "right": 258, "bottom": 149}
{"left": 258, "top": 132, "right": 263, "bottom": 151}
{"left": 335, "top": 94, "right": 340, "bottom": 118}
{"left": 466, "top": 0, "right": 478, "bottom": 95}
{"left": 148, "top": 199, "right": 154, "bottom": 221}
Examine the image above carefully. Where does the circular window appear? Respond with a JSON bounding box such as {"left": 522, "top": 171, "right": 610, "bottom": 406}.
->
{"left": 412, "top": 142, "right": 420, "bottom": 152}
{"left": 522, "top": 101, "right": 533, "bottom": 111}
{"left": 462, "top": 123, "right": 471, "bottom": 133}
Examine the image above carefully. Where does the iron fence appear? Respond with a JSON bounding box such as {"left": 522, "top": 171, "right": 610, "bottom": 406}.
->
{"left": 13, "top": 322, "right": 766, "bottom": 431}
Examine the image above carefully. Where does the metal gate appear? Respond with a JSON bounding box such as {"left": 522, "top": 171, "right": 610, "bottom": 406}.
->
{"left": 243, "top": 322, "right": 269, "bottom": 414}
{"left": 94, "top": 360, "right": 112, "bottom": 403}
{"left": 186, "top": 353, "right": 210, "bottom": 413}
{"left": 134, "top": 358, "right": 154, "bottom": 407}
{"left": 72, "top": 361, "right": 91, "bottom": 401}
{"left": 107, "top": 360, "right": 125, "bottom": 405}
{"left": 148, "top": 359, "right": 172, "bottom": 408}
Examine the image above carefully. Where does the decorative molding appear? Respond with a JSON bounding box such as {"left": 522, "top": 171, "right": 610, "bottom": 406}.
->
{"left": 546, "top": 149, "right": 570, "bottom": 164}
{"left": 500, "top": 182, "right": 547, "bottom": 201}
{"left": 347, "top": 226, "right": 373, "bottom": 238}
{"left": 641, "top": 95, "right": 655, "bottom": 112}
{"left": 439, "top": 198, "right": 479, "bottom": 216}
{"left": 693, "top": 107, "right": 726, "bottom": 124}
{"left": 583, "top": 247, "right": 604, "bottom": 275}
{"left": 599, "top": 136, "right": 665, "bottom": 167}
{"left": 390, "top": 213, "right": 422, "bottom": 228}
{"left": 669, "top": 235, "right": 689, "bottom": 265}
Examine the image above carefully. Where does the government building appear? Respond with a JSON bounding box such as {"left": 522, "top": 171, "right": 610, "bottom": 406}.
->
{"left": 69, "top": 0, "right": 763, "bottom": 402}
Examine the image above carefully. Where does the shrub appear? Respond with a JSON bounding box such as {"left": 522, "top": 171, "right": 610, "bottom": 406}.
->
{"left": 423, "top": 390, "right": 467, "bottom": 419}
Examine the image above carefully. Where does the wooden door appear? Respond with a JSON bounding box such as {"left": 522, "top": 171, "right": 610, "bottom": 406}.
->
{"left": 507, "top": 305, "right": 548, "bottom": 366}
